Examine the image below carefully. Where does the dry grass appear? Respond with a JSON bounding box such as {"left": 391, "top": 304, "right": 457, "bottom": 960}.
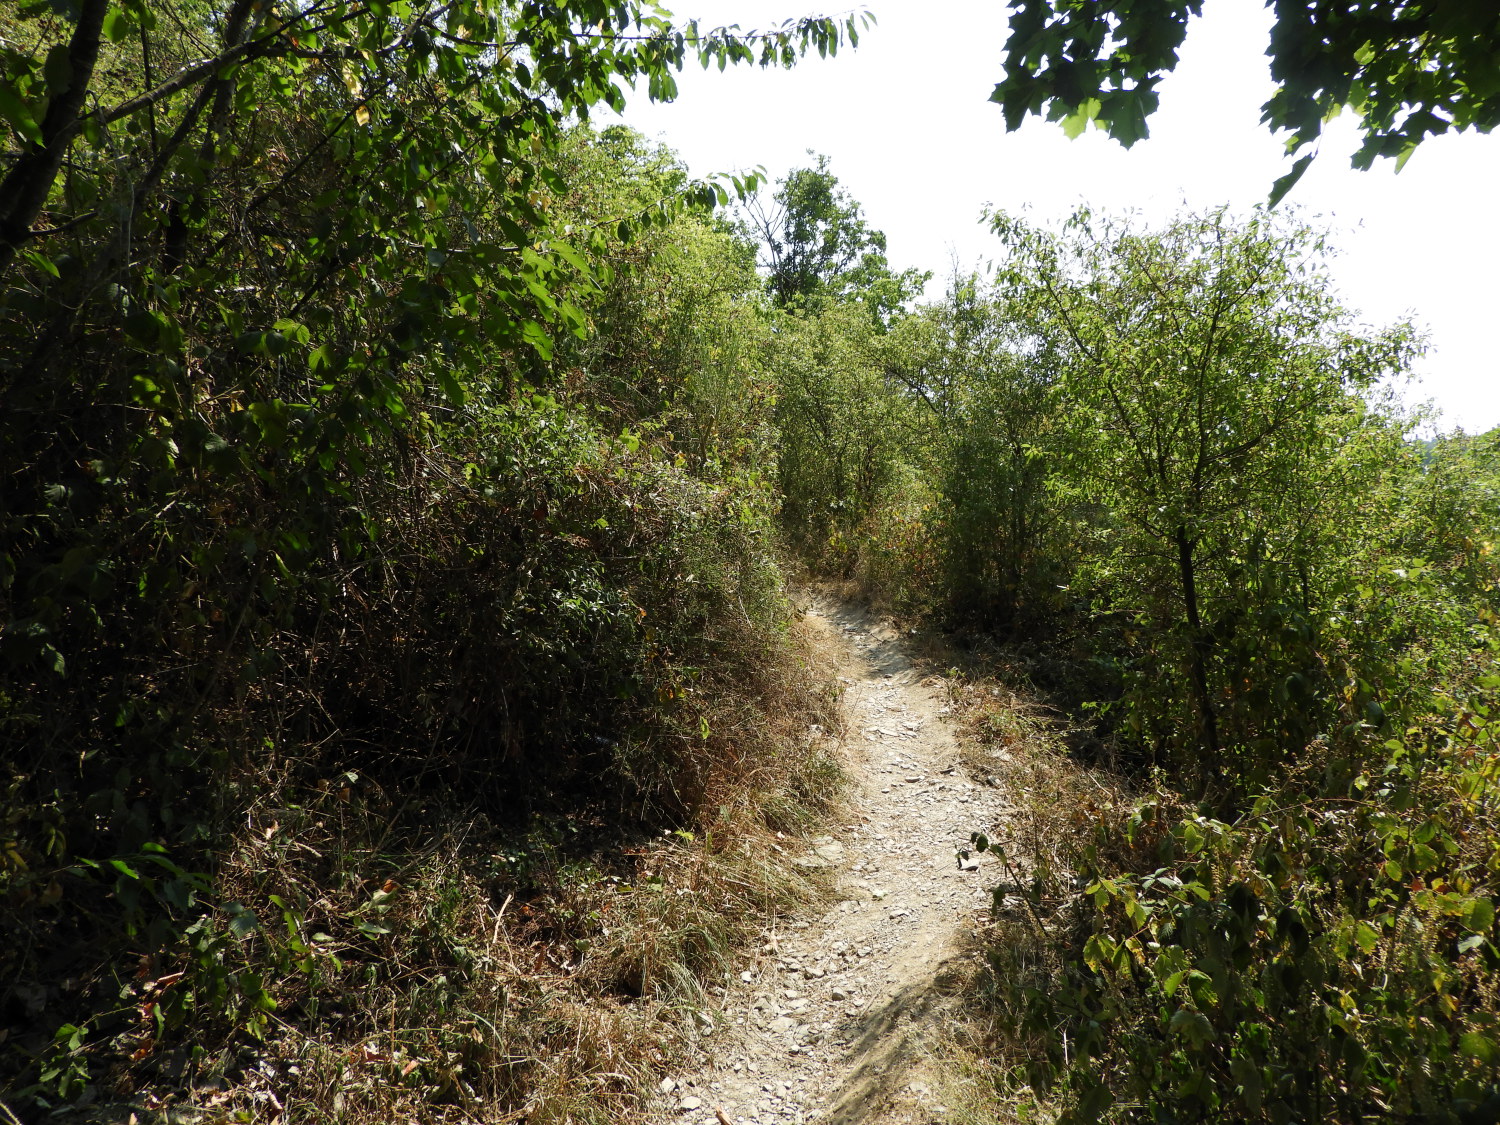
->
{"left": 934, "top": 1014, "right": 1063, "bottom": 1125}
{"left": 9, "top": 608, "right": 846, "bottom": 1125}
{"left": 949, "top": 675, "right": 1127, "bottom": 894}
{"left": 918, "top": 659, "right": 1134, "bottom": 1123}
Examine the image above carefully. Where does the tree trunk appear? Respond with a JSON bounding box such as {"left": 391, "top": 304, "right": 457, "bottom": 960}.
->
{"left": 0, "top": 0, "right": 110, "bottom": 278}
{"left": 1176, "top": 526, "right": 1221, "bottom": 765}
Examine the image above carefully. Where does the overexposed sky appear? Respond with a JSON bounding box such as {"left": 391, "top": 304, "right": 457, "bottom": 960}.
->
{"left": 613, "top": 0, "right": 1500, "bottom": 433}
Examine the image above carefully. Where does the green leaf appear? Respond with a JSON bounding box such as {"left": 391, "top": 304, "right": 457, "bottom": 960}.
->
{"left": 102, "top": 6, "right": 135, "bottom": 42}
{"left": 23, "top": 249, "right": 61, "bottom": 277}
{"left": 1169, "top": 1007, "right": 1215, "bottom": 1047}
{"left": 309, "top": 344, "right": 334, "bottom": 373}
{"left": 520, "top": 319, "right": 553, "bottom": 359}
{"left": 124, "top": 309, "right": 165, "bottom": 346}
{"left": 1459, "top": 1032, "right": 1498, "bottom": 1063}
{"left": 227, "top": 904, "right": 259, "bottom": 939}
{"left": 237, "top": 970, "right": 276, "bottom": 1010}
{"left": 0, "top": 86, "right": 44, "bottom": 147}
{"left": 1061, "top": 98, "right": 1101, "bottom": 140}
{"left": 547, "top": 240, "right": 589, "bottom": 273}
{"left": 1353, "top": 920, "right": 1379, "bottom": 955}
{"left": 1083, "top": 933, "right": 1117, "bottom": 973}
{"left": 53, "top": 1023, "right": 85, "bottom": 1049}
{"left": 1268, "top": 153, "right": 1314, "bottom": 208}
{"left": 272, "top": 318, "right": 310, "bottom": 345}
{"left": 44, "top": 644, "right": 67, "bottom": 676}
{"left": 43, "top": 43, "right": 73, "bottom": 95}
{"left": 1105, "top": 94, "right": 1150, "bottom": 147}
{"left": 161, "top": 878, "right": 193, "bottom": 912}
{"left": 436, "top": 368, "right": 466, "bottom": 406}
{"left": 236, "top": 329, "right": 292, "bottom": 357}
{"left": 1464, "top": 897, "right": 1496, "bottom": 932}
{"left": 368, "top": 888, "right": 397, "bottom": 911}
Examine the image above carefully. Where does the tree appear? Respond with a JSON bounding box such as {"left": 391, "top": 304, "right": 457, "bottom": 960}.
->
{"left": 771, "top": 302, "right": 910, "bottom": 552}
{"left": 743, "top": 153, "right": 926, "bottom": 323}
{"left": 883, "top": 273, "right": 1072, "bottom": 622}
{"left": 0, "top": 1, "right": 863, "bottom": 292}
{"left": 991, "top": 0, "right": 1500, "bottom": 202}
{"left": 996, "top": 207, "right": 1418, "bottom": 777}
{"left": 551, "top": 126, "right": 773, "bottom": 469}
{"left": 0, "top": 0, "right": 863, "bottom": 727}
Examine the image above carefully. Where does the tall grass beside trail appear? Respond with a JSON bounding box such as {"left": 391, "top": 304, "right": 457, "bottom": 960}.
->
{"left": 1, "top": 399, "right": 846, "bottom": 1121}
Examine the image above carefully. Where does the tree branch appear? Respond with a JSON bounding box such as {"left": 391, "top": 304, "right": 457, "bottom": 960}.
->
{"left": 0, "top": 0, "right": 109, "bottom": 278}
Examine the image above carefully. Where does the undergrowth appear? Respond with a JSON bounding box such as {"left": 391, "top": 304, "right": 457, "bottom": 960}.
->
{"left": 942, "top": 646, "right": 1500, "bottom": 1125}
{"left": 3, "top": 609, "right": 842, "bottom": 1123}
{"left": 1, "top": 400, "right": 846, "bottom": 1120}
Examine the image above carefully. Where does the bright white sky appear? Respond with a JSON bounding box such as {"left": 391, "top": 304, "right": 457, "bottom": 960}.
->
{"left": 612, "top": 0, "right": 1500, "bottom": 434}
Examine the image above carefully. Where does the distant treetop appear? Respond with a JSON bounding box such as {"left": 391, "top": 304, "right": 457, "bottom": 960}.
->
{"left": 743, "top": 154, "right": 928, "bottom": 327}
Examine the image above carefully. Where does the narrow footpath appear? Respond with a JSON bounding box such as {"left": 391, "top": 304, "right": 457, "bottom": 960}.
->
{"left": 655, "top": 596, "right": 1012, "bottom": 1125}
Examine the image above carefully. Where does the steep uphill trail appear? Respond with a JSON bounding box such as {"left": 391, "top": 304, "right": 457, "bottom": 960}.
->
{"left": 654, "top": 595, "right": 1012, "bottom": 1125}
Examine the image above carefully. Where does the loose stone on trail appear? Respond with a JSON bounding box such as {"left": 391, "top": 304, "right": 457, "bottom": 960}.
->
{"left": 653, "top": 596, "right": 1012, "bottom": 1125}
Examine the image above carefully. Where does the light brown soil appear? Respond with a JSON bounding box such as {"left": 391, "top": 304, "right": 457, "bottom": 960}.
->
{"left": 653, "top": 595, "right": 1010, "bottom": 1125}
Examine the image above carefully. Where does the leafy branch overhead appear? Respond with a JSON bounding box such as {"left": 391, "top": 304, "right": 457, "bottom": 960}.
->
{"left": 991, "top": 0, "right": 1500, "bottom": 202}
{"left": 0, "top": 0, "right": 872, "bottom": 278}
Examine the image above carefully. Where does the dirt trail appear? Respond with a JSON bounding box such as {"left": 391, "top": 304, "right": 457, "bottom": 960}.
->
{"left": 655, "top": 596, "right": 1010, "bottom": 1125}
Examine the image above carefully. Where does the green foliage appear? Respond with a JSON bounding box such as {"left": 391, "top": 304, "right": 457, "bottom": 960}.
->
{"left": 990, "top": 0, "right": 1500, "bottom": 201}
{"left": 989, "top": 207, "right": 1421, "bottom": 782}
{"left": 992, "top": 0, "right": 1200, "bottom": 148}
{"left": 1393, "top": 429, "right": 1500, "bottom": 591}
{"left": 988, "top": 692, "right": 1500, "bottom": 1124}
{"left": 770, "top": 302, "right": 914, "bottom": 560}
{"left": 898, "top": 272, "right": 1074, "bottom": 624}
{"left": 745, "top": 154, "right": 928, "bottom": 326}
{"left": 553, "top": 126, "right": 775, "bottom": 471}
{"left": 786, "top": 201, "right": 1500, "bottom": 1122}
{"left": 0, "top": 0, "right": 857, "bottom": 1109}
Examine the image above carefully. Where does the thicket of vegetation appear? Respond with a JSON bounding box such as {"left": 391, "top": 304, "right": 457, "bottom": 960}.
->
{"left": 772, "top": 199, "right": 1500, "bottom": 1122}
{"left": 0, "top": 2, "right": 863, "bottom": 1119}
{"left": 6, "top": 1, "right": 1500, "bottom": 1123}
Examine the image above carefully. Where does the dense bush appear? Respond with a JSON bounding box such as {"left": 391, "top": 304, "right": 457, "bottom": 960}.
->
{"left": 973, "top": 668, "right": 1500, "bottom": 1124}
{"left": 0, "top": 0, "right": 868, "bottom": 1113}
{"left": 771, "top": 301, "right": 913, "bottom": 559}
{"left": 768, "top": 201, "right": 1500, "bottom": 1122}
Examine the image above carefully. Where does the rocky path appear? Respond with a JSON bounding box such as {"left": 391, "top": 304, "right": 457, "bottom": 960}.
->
{"left": 655, "top": 597, "right": 1010, "bottom": 1125}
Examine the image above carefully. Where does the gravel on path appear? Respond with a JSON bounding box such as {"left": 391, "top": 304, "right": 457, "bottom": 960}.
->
{"left": 653, "top": 596, "right": 1010, "bottom": 1125}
